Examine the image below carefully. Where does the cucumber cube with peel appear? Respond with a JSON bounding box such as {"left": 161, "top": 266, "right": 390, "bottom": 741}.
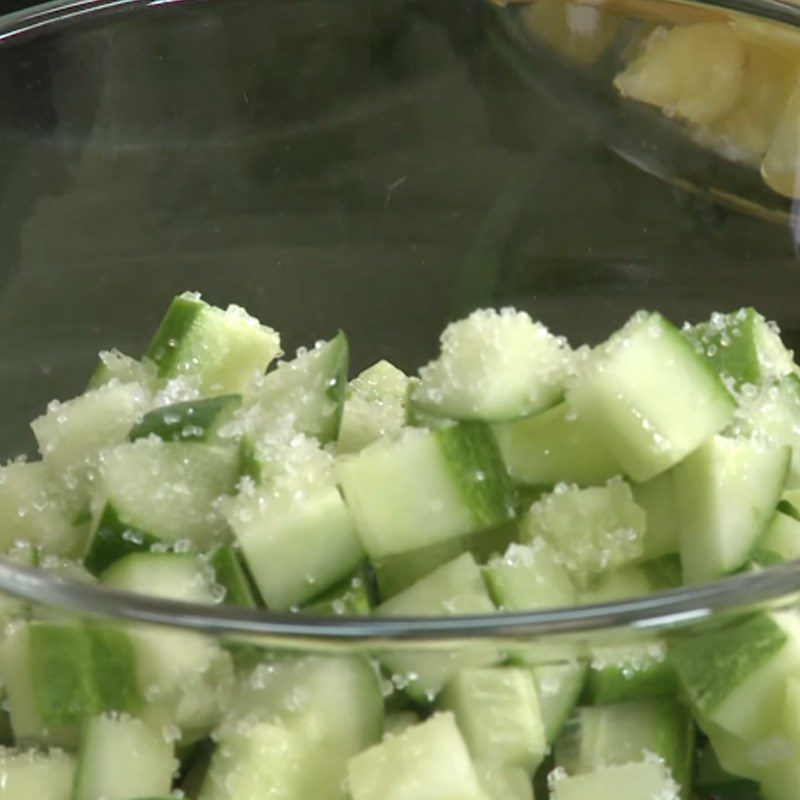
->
{"left": 531, "top": 661, "right": 588, "bottom": 746}
{"left": 566, "top": 311, "right": 736, "bottom": 482}
{"left": 346, "top": 713, "right": 489, "bottom": 800}
{"left": 631, "top": 469, "right": 680, "bottom": 560}
{"left": 128, "top": 395, "right": 241, "bottom": 443}
{"left": 0, "top": 748, "right": 75, "bottom": 800}
{"left": 411, "top": 308, "right": 572, "bottom": 422}
{"left": 674, "top": 435, "right": 791, "bottom": 584}
{"left": 548, "top": 760, "right": 681, "bottom": 800}
{"left": 337, "top": 423, "right": 515, "bottom": 560}
{"left": 145, "top": 292, "right": 281, "bottom": 396}
{"left": 476, "top": 764, "right": 534, "bottom": 800}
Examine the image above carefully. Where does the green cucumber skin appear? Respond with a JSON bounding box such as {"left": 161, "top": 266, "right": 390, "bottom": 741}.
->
{"left": 324, "top": 331, "right": 349, "bottom": 444}
{"left": 129, "top": 395, "right": 242, "bottom": 443}
{"left": 84, "top": 504, "right": 161, "bottom": 576}
{"left": 210, "top": 546, "right": 262, "bottom": 608}
{"left": 436, "top": 422, "right": 516, "bottom": 530}
{"left": 144, "top": 295, "right": 204, "bottom": 377}
{"left": 582, "top": 657, "right": 679, "bottom": 706}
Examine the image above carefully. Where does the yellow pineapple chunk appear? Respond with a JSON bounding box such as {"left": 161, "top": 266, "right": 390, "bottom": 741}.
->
{"left": 614, "top": 22, "right": 745, "bottom": 126}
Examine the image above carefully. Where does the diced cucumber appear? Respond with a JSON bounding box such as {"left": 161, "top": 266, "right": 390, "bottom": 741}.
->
{"left": 338, "top": 360, "right": 410, "bottom": 454}
{"left": 71, "top": 714, "right": 176, "bottom": 800}
{"left": 673, "top": 436, "right": 790, "bottom": 583}
{"left": 641, "top": 554, "right": 684, "bottom": 591}
{"left": 0, "top": 461, "right": 80, "bottom": 557}
{"left": 694, "top": 740, "right": 762, "bottom": 799}
{"left": 578, "top": 564, "right": 652, "bottom": 604}
{"left": 521, "top": 478, "right": 646, "bottom": 583}
{"left": 671, "top": 612, "right": 800, "bottom": 741}
{"left": 375, "top": 553, "right": 499, "bottom": 700}
{"left": 566, "top": 311, "right": 735, "bottom": 482}
{"left": 438, "top": 667, "right": 545, "bottom": 773}
{"left": 209, "top": 545, "right": 261, "bottom": 607}
{"left": 129, "top": 395, "right": 241, "bottom": 443}
{"left": 249, "top": 332, "right": 349, "bottom": 444}
{"left": 731, "top": 375, "right": 800, "bottom": 487}
{"left": 0, "top": 622, "right": 141, "bottom": 747}
{"left": 94, "top": 439, "right": 240, "bottom": 548}
{"left": 779, "top": 486, "right": 800, "bottom": 520}
{"left": 684, "top": 308, "right": 795, "bottom": 390}
{"left": 484, "top": 540, "right": 576, "bottom": 611}
{"left": 757, "top": 511, "right": 800, "bottom": 563}
{"left": 32, "top": 382, "right": 151, "bottom": 509}
{"left": 372, "top": 522, "right": 516, "bottom": 601}
{"left": 0, "top": 748, "right": 75, "bottom": 800}
{"left": 144, "top": 293, "right": 281, "bottom": 396}
{"left": 531, "top": 662, "right": 588, "bottom": 746}
{"left": 337, "top": 424, "right": 515, "bottom": 559}
{"left": 492, "top": 402, "right": 621, "bottom": 487}
{"left": 554, "top": 699, "right": 694, "bottom": 798}
{"left": 224, "top": 443, "right": 363, "bottom": 610}
{"left": 384, "top": 711, "right": 421, "bottom": 738}
{"left": 476, "top": 764, "right": 534, "bottom": 800}
{"left": 207, "top": 656, "right": 383, "bottom": 800}
{"left": 88, "top": 350, "right": 155, "bottom": 391}
{"left": 756, "top": 676, "right": 800, "bottom": 800}
{"left": 583, "top": 640, "right": 678, "bottom": 705}
{"left": 411, "top": 308, "right": 572, "bottom": 422}
{"left": 549, "top": 760, "right": 680, "bottom": 800}
{"left": 83, "top": 504, "right": 161, "bottom": 576}
{"left": 631, "top": 470, "right": 680, "bottom": 559}
{"left": 301, "top": 567, "right": 375, "bottom": 616}
{"left": 101, "top": 554, "right": 234, "bottom": 740}
{"left": 347, "top": 713, "right": 488, "bottom": 800}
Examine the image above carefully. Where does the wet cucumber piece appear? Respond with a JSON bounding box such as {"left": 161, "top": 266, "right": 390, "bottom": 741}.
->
{"left": 476, "top": 764, "right": 534, "bottom": 800}
{"left": 549, "top": 760, "right": 680, "bottom": 800}
{"left": 684, "top": 308, "right": 795, "bottom": 390}
{"left": 337, "top": 360, "right": 409, "bottom": 454}
{"left": 375, "top": 553, "right": 499, "bottom": 700}
{"left": 252, "top": 332, "right": 349, "bottom": 444}
{"left": 71, "top": 714, "right": 176, "bottom": 800}
{"left": 337, "top": 423, "right": 515, "bottom": 559}
{"left": 129, "top": 395, "right": 241, "bottom": 443}
{"left": 554, "top": 699, "right": 694, "bottom": 799}
{"left": 87, "top": 350, "right": 155, "bottom": 391}
{"left": 674, "top": 436, "right": 790, "bottom": 583}
{"left": 209, "top": 545, "right": 261, "bottom": 607}
{"left": 410, "top": 308, "right": 572, "bottom": 422}
{"left": 631, "top": 469, "right": 680, "bottom": 560}
{"left": 577, "top": 564, "right": 653, "bottom": 604}
{"left": 530, "top": 662, "right": 588, "bottom": 746}
{"left": 754, "top": 511, "right": 800, "bottom": 564}
{"left": 301, "top": 566, "right": 375, "bottom": 616}
{"left": 145, "top": 293, "right": 281, "bottom": 396}
{"left": 347, "top": 713, "right": 487, "bottom": 800}
{"left": 492, "top": 402, "right": 622, "bottom": 487}
{"left": 0, "top": 622, "right": 141, "bottom": 747}
{"left": 566, "top": 311, "right": 735, "bottom": 482}
{"left": 0, "top": 748, "right": 75, "bottom": 800}
{"left": 83, "top": 503, "right": 161, "bottom": 576}
{"left": 438, "top": 667, "right": 546, "bottom": 773}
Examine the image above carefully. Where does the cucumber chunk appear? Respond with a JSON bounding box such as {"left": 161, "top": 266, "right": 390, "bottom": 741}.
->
{"left": 301, "top": 567, "right": 375, "bottom": 616}
{"left": 583, "top": 640, "right": 678, "bottom": 704}
{"left": 756, "top": 511, "right": 800, "bottom": 563}
{"left": 554, "top": 699, "right": 694, "bottom": 798}
{"left": 0, "top": 747, "right": 75, "bottom": 800}
{"left": 71, "top": 714, "right": 176, "bottom": 800}
{"left": 631, "top": 470, "right": 680, "bottom": 559}
{"left": 338, "top": 360, "right": 410, "bottom": 454}
{"left": 337, "top": 424, "right": 515, "bottom": 559}
{"left": 129, "top": 395, "right": 241, "bottom": 443}
{"left": 673, "top": 436, "right": 790, "bottom": 583}
{"left": 250, "top": 332, "right": 349, "bottom": 444}
{"left": 411, "top": 308, "right": 572, "bottom": 422}
{"left": 521, "top": 478, "right": 646, "bottom": 583}
{"left": 209, "top": 545, "right": 261, "bottom": 607}
{"left": 83, "top": 504, "right": 161, "bottom": 576}
{"left": 145, "top": 293, "right": 281, "bottom": 396}
{"left": 484, "top": 540, "right": 576, "bottom": 611}
{"left": 438, "top": 667, "right": 546, "bottom": 773}
{"left": 476, "top": 764, "right": 534, "bottom": 800}
{"left": 492, "top": 402, "right": 622, "bottom": 487}
{"left": 347, "top": 713, "right": 488, "bottom": 800}
{"left": 549, "top": 759, "right": 680, "bottom": 800}
{"left": 94, "top": 439, "right": 240, "bottom": 549}
{"left": 531, "top": 662, "right": 588, "bottom": 745}
{"left": 578, "top": 564, "right": 653, "bottom": 604}
{"left": 671, "top": 612, "right": 800, "bottom": 741}
{"left": 224, "top": 443, "right": 363, "bottom": 611}
{"left": 32, "top": 382, "right": 151, "bottom": 509}
{"left": 0, "top": 461, "right": 80, "bottom": 557}
{"left": 0, "top": 622, "right": 141, "bottom": 747}
{"left": 375, "top": 553, "right": 499, "bottom": 700}
{"left": 88, "top": 350, "right": 155, "bottom": 391}
{"left": 566, "top": 311, "right": 735, "bottom": 481}
{"left": 684, "top": 308, "right": 795, "bottom": 390}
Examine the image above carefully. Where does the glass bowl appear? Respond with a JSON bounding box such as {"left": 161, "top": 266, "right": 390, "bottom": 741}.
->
{"left": 0, "top": 1, "right": 799, "bottom": 799}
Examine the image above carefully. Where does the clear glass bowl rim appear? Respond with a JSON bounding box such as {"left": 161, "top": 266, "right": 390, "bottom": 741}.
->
{"left": 0, "top": 0, "right": 800, "bottom": 644}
